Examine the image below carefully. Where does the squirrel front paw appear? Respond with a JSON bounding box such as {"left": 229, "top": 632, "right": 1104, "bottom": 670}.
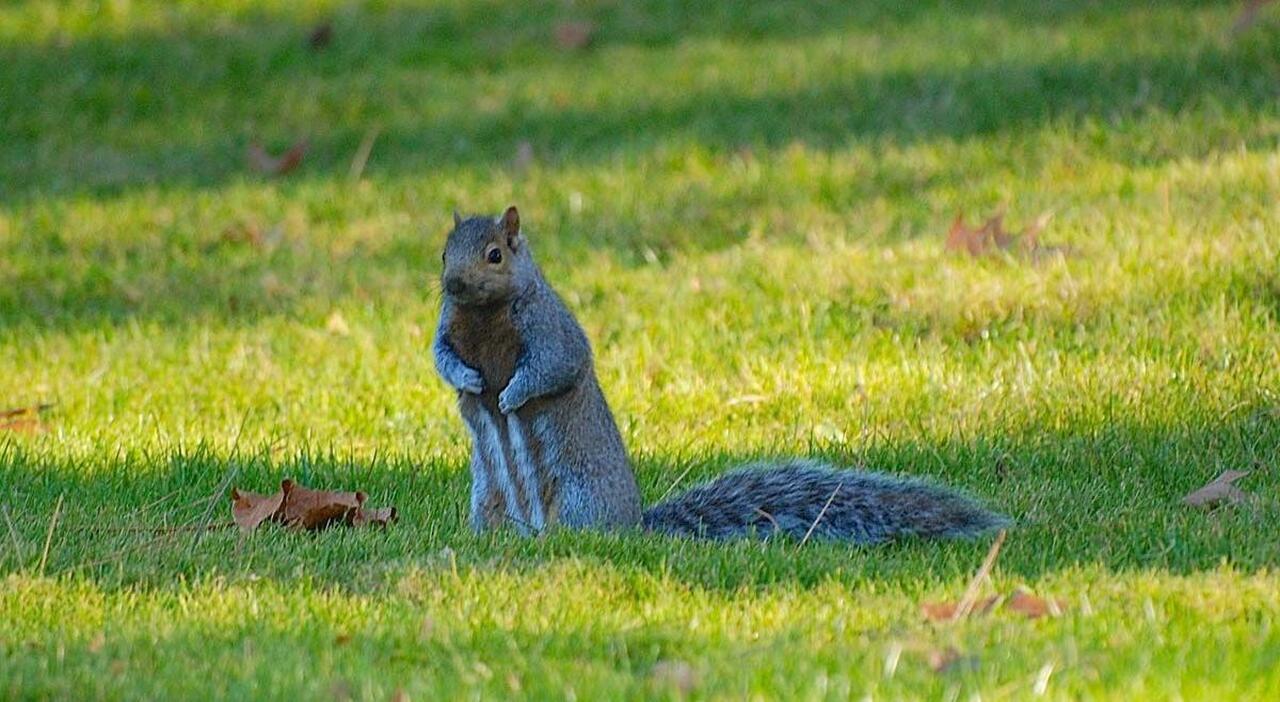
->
{"left": 497, "top": 385, "right": 526, "bottom": 414}
{"left": 450, "top": 366, "right": 485, "bottom": 395}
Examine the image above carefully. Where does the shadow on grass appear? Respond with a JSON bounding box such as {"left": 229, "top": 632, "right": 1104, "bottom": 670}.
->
{"left": 1, "top": 0, "right": 1273, "bottom": 330}
{"left": 2, "top": 404, "right": 1277, "bottom": 593}
{"left": 3, "top": 5, "right": 1273, "bottom": 201}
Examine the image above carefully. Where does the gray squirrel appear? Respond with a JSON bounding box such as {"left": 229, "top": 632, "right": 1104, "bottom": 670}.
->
{"left": 433, "top": 206, "right": 1009, "bottom": 542}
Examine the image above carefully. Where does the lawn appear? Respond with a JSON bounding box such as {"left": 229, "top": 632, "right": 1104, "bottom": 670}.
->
{"left": 3, "top": 0, "right": 1280, "bottom": 698}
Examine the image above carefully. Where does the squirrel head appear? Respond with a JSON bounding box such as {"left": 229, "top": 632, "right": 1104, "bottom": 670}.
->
{"left": 441, "top": 206, "right": 534, "bottom": 307}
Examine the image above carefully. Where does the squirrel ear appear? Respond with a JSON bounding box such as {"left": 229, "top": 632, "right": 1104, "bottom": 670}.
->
{"left": 452, "top": 210, "right": 462, "bottom": 229}
{"left": 501, "top": 205, "right": 521, "bottom": 248}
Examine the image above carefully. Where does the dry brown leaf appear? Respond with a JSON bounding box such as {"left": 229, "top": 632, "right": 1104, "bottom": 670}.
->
{"left": 352, "top": 505, "right": 397, "bottom": 527}
{"left": 1233, "top": 0, "right": 1276, "bottom": 35}
{"left": 923, "top": 590, "right": 1066, "bottom": 622}
{"left": 1006, "top": 589, "right": 1064, "bottom": 619}
{"left": 0, "top": 404, "right": 52, "bottom": 419}
{"left": 922, "top": 529, "right": 1007, "bottom": 622}
{"left": 553, "top": 20, "right": 596, "bottom": 50}
{"left": 921, "top": 594, "right": 1000, "bottom": 622}
{"left": 946, "top": 212, "right": 997, "bottom": 255}
{"left": 0, "top": 418, "right": 45, "bottom": 434}
{"left": 0, "top": 404, "right": 52, "bottom": 434}
{"left": 279, "top": 479, "right": 363, "bottom": 529}
{"left": 926, "top": 647, "right": 959, "bottom": 672}
{"left": 220, "top": 222, "right": 265, "bottom": 249}
{"left": 924, "top": 647, "right": 979, "bottom": 674}
{"left": 247, "top": 140, "right": 308, "bottom": 176}
{"left": 946, "top": 211, "right": 1057, "bottom": 258}
{"left": 1183, "top": 470, "right": 1252, "bottom": 508}
{"left": 231, "top": 487, "right": 286, "bottom": 531}
{"left": 229, "top": 479, "right": 395, "bottom": 532}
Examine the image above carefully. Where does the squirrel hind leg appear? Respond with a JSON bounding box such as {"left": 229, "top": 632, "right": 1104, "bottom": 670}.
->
{"left": 505, "top": 413, "right": 547, "bottom": 532}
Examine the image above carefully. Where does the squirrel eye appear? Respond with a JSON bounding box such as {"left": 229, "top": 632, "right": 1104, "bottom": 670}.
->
{"left": 486, "top": 248, "right": 502, "bottom": 264}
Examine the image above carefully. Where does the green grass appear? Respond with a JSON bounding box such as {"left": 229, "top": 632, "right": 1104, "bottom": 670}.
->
{"left": 3, "top": 0, "right": 1280, "bottom": 698}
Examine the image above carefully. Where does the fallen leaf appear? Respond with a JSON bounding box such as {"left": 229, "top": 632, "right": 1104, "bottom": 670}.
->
{"left": 0, "top": 404, "right": 52, "bottom": 419}
{"left": 0, "top": 418, "right": 44, "bottom": 434}
{"left": 247, "top": 140, "right": 308, "bottom": 176}
{"left": 1183, "top": 470, "right": 1252, "bottom": 508}
{"left": 0, "top": 404, "right": 52, "bottom": 434}
{"left": 279, "top": 479, "right": 363, "bottom": 530}
{"left": 229, "top": 479, "right": 395, "bottom": 532}
{"left": 352, "top": 504, "right": 397, "bottom": 527}
{"left": 946, "top": 212, "right": 1005, "bottom": 255}
{"left": 649, "top": 660, "right": 698, "bottom": 697}
{"left": 308, "top": 22, "right": 333, "bottom": 50}
{"left": 1006, "top": 589, "right": 1064, "bottom": 619}
{"left": 922, "top": 590, "right": 1067, "bottom": 621}
{"left": 925, "top": 647, "right": 979, "bottom": 674}
{"left": 220, "top": 222, "right": 264, "bottom": 248}
{"left": 1233, "top": 0, "right": 1275, "bottom": 35}
{"left": 922, "top": 529, "right": 1007, "bottom": 622}
{"left": 946, "top": 210, "right": 1057, "bottom": 258}
{"left": 230, "top": 487, "right": 286, "bottom": 531}
{"left": 553, "top": 20, "right": 596, "bottom": 50}
{"left": 926, "top": 647, "right": 956, "bottom": 673}
{"left": 921, "top": 594, "right": 1000, "bottom": 622}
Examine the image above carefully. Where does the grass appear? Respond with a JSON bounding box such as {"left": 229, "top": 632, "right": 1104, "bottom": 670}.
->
{"left": 2, "top": 0, "right": 1280, "bottom": 698}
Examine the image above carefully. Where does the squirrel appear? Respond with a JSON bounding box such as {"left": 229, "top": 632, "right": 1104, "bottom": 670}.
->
{"left": 433, "top": 206, "right": 1009, "bottom": 542}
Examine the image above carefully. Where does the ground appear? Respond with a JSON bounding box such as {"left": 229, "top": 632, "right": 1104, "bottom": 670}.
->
{"left": 2, "top": 0, "right": 1280, "bottom": 699}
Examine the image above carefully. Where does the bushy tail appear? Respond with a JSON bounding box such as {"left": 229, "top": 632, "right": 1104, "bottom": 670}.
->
{"left": 641, "top": 460, "right": 1008, "bottom": 543}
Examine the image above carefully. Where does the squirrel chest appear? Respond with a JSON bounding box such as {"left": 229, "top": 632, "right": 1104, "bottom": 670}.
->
{"left": 446, "top": 303, "right": 522, "bottom": 401}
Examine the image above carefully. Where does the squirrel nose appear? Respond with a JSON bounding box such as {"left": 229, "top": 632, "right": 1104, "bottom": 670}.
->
{"left": 445, "top": 278, "right": 466, "bottom": 296}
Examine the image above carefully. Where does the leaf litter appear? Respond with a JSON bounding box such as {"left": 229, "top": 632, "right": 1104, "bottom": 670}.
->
{"left": 920, "top": 530, "right": 1068, "bottom": 622}
{"left": 247, "top": 140, "right": 308, "bottom": 176}
{"left": 0, "top": 404, "right": 53, "bottom": 434}
{"left": 553, "top": 21, "right": 596, "bottom": 50}
{"left": 946, "top": 210, "right": 1062, "bottom": 258}
{"left": 230, "top": 479, "right": 396, "bottom": 532}
{"left": 1233, "top": 0, "right": 1276, "bottom": 35}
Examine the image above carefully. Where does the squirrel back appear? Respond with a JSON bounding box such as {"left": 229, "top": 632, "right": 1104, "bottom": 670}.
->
{"left": 436, "top": 207, "right": 1007, "bottom": 542}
